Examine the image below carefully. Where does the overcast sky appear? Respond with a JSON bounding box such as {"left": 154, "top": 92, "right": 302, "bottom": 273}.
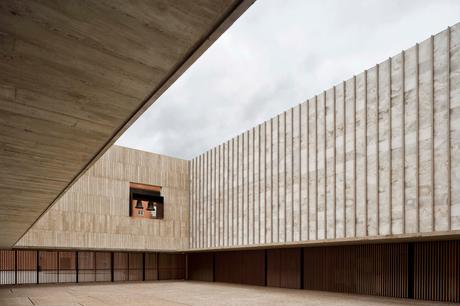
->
{"left": 116, "top": 0, "right": 460, "bottom": 160}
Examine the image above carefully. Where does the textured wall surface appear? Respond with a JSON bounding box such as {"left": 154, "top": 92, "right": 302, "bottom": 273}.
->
{"left": 16, "top": 145, "right": 189, "bottom": 251}
{"left": 190, "top": 23, "right": 460, "bottom": 249}
{"left": 15, "top": 23, "right": 460, "bottom": 252}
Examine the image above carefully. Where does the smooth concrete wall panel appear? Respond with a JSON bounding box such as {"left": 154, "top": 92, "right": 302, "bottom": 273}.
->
{"left": 335, "top": 83, "right": 345, "bottom": 239}
{"left": 418, "top": 36, "right": 435, "bottom": 233}
{"left": 260, "top": 124, "right": 266, "bottom": 244}
{"left": 238, "top": 136, "right": 243, "bottom": 245}
{"left": 17, "top": 145, "right": 189, "bottom": 251}
{"left": 300, "top": 102, "right": 309, "bottom": 241}
{"left": 189, "top": 24, "right": 460, "bottom": 249}
{"left": 285, "top": 110, "right": 292, "bottom": 243}
{"left": 190, "top": 159, "right": 195, "bottom": 248}
{"left": 433, "top": 30, "right": 450, "bottom": 232}
{"left": 279, "top": 112, "right": 286, "bottom": 243}
{"left": 218, "top": 145, "right": 223, "bottom": 246}
{"left": 404, "top": 46, "right": 419, "bottom": 234}
{"left": 391, "top": 53, "right": 404, "bottom": 235}
{"left": 198, "top": 153, "right": 202, "bottom": 248}
{"left": 325, "top": 87, "right": 335, "bottom": 239}
{"left": 378, "top": 59, "right": 391, "bottom": 236}
{"left": 355, "top": 72, "right": 367, "bottom": 237}
{"left": 254, "top": 126, "right": 260, "bottom": 244}
{"left": 271, "top": 117, "right": 278, "bottom": 243}
{"left": 197, "top": 156, "right": 201, "bottom": 247}
{"left": 231, "top": 139, "right": 236, "bottom": 246}
{"left": 308, "top": 97, "right": 317, "bottom": 240}
{"left": 204, "top": 152, "right": 208, "bottom": 248}
{"left": 367, "top": 65, "right": 378, "bottom": 237}
{"left": 249, "top": 129, "right": 255, "bottom": 244}
{"left": 266, "top": 120, "right": 273, "bottom": 244}
{"left": 209, "top": 149, "right": 213, "bottom": 247}
{"left": 452, "top": 25, "right": 460, "bottom": 230}
{"left": 242, "top": 132, "right": 248, "bottom": 245}
{"left": 226, "top": 141, "right": 231, "bottom": 246}
{"left": 293, "top": 105, "right": 301, "bottom": 242}
{"left": 317, "top": 92, "right": 326, "bottom": 240}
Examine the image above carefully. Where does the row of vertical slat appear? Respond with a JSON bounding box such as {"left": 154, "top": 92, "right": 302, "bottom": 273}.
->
{"left": 187, "top": 240, "right": 459, "bottom": 303}
{"left": 0, "top": 250, "right": 185, "bottom": 285}
{"left": 16, "top": 250, "right": 36, "bottom": 284}
{"left": 190, "top": 24, "right": 460, "bottom": 249}
{"left": 2, "top": 242, "right": 459, "bottom": 302}
{"left": 267, "top": 248, "right": 301, "bottom": 289}
{"left": 0, "top": 250, "right": 14, "bottom": 285}
{"left": 413, "top": 240, "right": 460, "bottom": 302}
{"left": 303, "top": 244, "right": 408, "bottom": 297}
{"left": 214, "top": 250, "right": 265, "bottom": 286}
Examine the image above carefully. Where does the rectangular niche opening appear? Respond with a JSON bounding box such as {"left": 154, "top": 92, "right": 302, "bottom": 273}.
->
{"left": 129, "top": 182, "right": 164, "bottom": 220}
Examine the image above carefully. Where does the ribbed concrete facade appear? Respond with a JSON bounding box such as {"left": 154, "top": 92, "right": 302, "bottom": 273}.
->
{"left": 16, "top": 146, "right": 189, "bottom": 251}
{"left": 189, "top": 23, "right": 460, "bottom": 249}
{"left": 15, "top": 22, "right": 460, "bottom": 253}
{"left": 5, "top": 20, "right": 460, "bottom": 306}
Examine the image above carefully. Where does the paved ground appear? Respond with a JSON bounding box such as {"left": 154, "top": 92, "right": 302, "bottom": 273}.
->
{"left": 0, "top": 281, "right": 454, "bottom": 306}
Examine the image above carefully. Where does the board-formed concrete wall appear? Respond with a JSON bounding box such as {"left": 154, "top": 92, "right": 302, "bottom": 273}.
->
{"left": 16, "top": 145, "right": 189, "bottom": 251}
{"left": 15, "top": 22, "right": 460, "bottom": 252}
{"left": 189, "top": 23, "right": 460, "bottom": 249}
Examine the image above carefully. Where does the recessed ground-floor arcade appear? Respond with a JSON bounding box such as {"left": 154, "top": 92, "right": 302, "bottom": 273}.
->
{"left": 0, "top": 281, "right": 456, "bottom": 306}
{"left": 0, "top": 240, "right": 459, "bottom": 304}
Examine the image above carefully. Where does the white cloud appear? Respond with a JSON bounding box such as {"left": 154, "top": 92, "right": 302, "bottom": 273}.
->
{"left": 116, "top": 0, "right": 460, "bottom": 159}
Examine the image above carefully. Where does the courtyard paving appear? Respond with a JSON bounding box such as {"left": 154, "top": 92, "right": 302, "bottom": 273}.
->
{"left": 0, "top": 281, "right": 454, "bottom": 306}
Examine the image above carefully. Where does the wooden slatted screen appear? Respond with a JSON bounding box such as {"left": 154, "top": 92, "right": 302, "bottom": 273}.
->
{"left": 159, "top": 253, "right": 185, "bottom": 280}
{"left": 0, "top": 250, "right": 184, "bottom": 285}
{"left": 95, "top": 252, "right": 111, "bottom": 282}
{"left": 214, "top": 250, "right": 265, "bottom": 286}
{"left": 128, "top": 252, "right": 143, "bottom": 281}
{"left": 17, "top": 250, "right": 36, "bottom": 284}
{"left": 78, "top": 251, "right": 95, "bottom": 282}
{"left": 0, "top": 250, "right": 14, "bottom": 285}
{"left": 113, "top": 252, "right": 129, "bottom": 281}
{"left": 303, "top": 244, "right": 408, "bottom": 298}
{"left": 413, "top": 240, "right": 460, "bottom": 303}
{"left": 0, "top": 245, "right": 458, "bottom": 303}
{"left": 187, "top": 241, "right": 459, "bottom": 303}
{"left": 145, "top": 253, "right": 158, "bottom": 281}
{"left": 187, "top": 252, "right": 214, "bottom": 282}
{"left": 38, "top": 251, "right": 58, "bottom": 283}
{"left": 58, "top": 251, "right": 76, "bottom": 283}
{"left": 267, "top": 248, "right": 301, "bottom": 289}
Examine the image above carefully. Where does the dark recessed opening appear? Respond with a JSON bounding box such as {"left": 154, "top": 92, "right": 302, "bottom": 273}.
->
{"left": 129, "top": 186, "right": 164, "bottom": 219}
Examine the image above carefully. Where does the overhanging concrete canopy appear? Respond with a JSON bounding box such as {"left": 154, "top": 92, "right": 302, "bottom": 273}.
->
{"left": 0, "top": 0, "right": 254, "bottom": 247}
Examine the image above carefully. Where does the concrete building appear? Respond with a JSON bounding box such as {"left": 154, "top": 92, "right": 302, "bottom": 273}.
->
{"left": 0, "top": 2, "right": 459, "bottom": 304}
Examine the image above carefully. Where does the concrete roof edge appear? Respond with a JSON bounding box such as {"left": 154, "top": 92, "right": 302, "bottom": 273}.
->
{"left": 13, "top": 0, "right": 256, "bottom": 247}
